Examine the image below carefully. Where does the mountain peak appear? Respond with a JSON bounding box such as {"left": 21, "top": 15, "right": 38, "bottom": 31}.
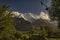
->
{"left": 11, "top": 11, "right": 51, "bottom": 22}
{"left": 40, "top": 12, "right": 50, "bottom": 21}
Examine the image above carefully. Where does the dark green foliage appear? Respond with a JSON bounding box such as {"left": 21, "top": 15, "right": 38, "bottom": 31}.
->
{"left": 49, "top": 0, "right": 60, "bottom": 28}
{"left": 0, "top": 4, "right": 16, "bottom": 40}
{"left": 52, "top": 0, "right": 60, "bottom": 19}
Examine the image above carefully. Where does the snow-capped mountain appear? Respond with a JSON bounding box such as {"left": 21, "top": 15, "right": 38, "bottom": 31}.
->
{"left": 11, "top": 11, "right": 51, "bottom": 22}
{"left": 11, "top": 11, "right": 58, "bottom": 31}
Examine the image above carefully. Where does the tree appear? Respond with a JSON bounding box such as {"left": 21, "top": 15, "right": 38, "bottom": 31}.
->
{"left": 49, "top": 0, "right": 60, "bottom": 28}
{"left": 0, "top": 4, "right": 16, "bottom": 40}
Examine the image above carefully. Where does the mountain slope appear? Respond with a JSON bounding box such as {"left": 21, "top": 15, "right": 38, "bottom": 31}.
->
{"left": 14, "top": 17, "right": 32, "bottom": 31}
{"left": 11, "top": 11, "right": 58, "bottom": 31}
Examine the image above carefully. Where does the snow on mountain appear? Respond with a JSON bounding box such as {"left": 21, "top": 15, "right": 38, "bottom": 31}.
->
{"left": 20, "top": 13, "right": 34, "bottom": 22}
{"left": 29, "top": 13, "right": 40, "bottom": 19}
{"left": 11, "top": 11, "right": 21, "bottom": 17}
{"left": 11, "top": 11, "right": 51, "bottom": 22}
{"left": 11, "top": 11, "right": 58, "bottom": 31}
{"left": 11, "top": 11, "right": 34, "bottom": 22}
{"left": 40, "top": 12, "right": 50, "bottom": 21}
{"left": 11, "top": 11, "right": 58, "bottom": 24}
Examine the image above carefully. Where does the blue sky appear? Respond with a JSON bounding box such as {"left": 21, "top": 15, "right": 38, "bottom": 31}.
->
{"left": 0, "top": 0, "right": 51, "bottom": 14}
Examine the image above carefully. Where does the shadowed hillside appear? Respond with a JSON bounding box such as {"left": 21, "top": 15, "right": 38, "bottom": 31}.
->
{"left": 14, "top": 17, "right": 32, "bottom": 31}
